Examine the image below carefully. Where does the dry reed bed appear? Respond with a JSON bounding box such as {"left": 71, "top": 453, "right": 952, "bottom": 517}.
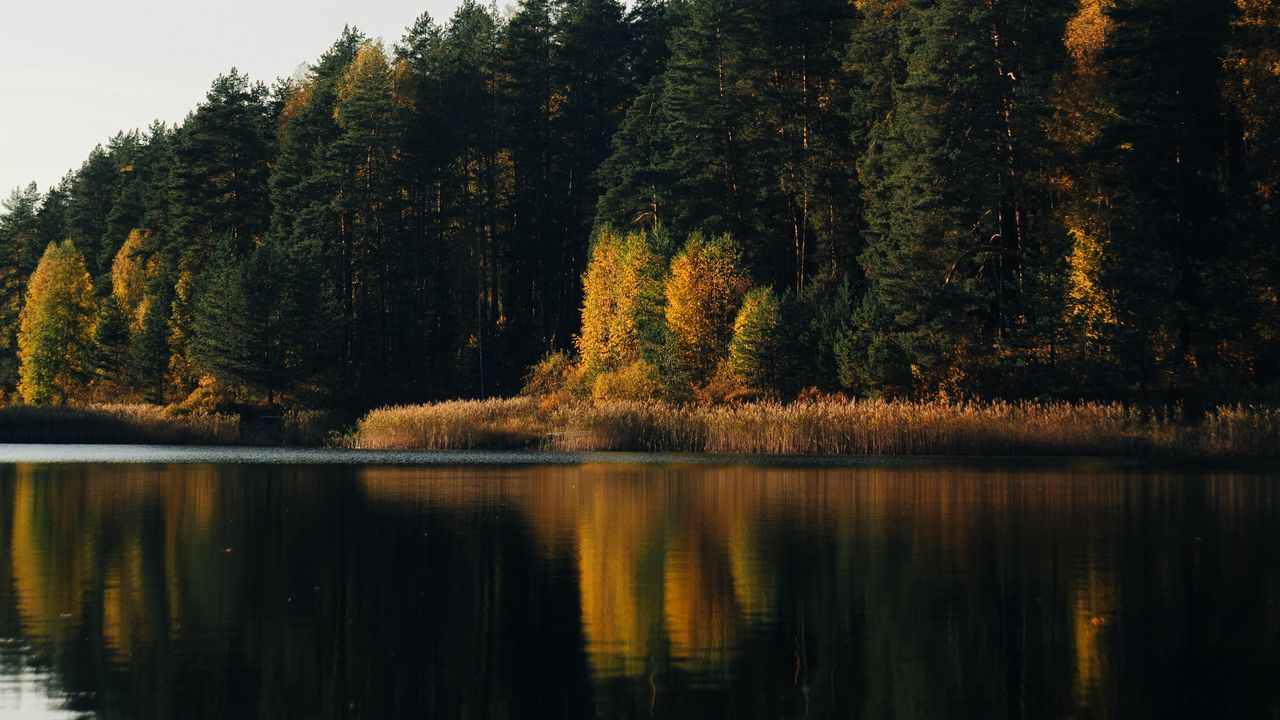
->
{"left": 0, "top": 404, "right": 241, "bottom": 445}
{"left": 352, "top": 399, "right": 548, "bottom": 450}
{"left": 354, "top": 398, "right": 1280, "bottom": 457}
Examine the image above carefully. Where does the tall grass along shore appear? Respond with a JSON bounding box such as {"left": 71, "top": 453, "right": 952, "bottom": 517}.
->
{"left": 352, "top": 398, "right": 1280, "bottom": 458}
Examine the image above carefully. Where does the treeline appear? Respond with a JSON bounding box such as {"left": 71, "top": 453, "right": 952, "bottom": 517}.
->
{"left": 1, "top": 0, "right": 1277, "bottom": 410}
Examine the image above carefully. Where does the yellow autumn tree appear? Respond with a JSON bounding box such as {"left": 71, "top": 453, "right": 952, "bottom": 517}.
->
{"left": 111, "top": 228, "right": 159, "bottom": 332}
{"left": 577, "top": 228, "right": 667, "bottom": 372}
{"left": 18, "top": 241, "right": 98, "bottom": 405}
{"left": 664, "top": 234, "right": 751, "bottom": 389}
{"left": 1053, "top": 0, "right": 1118, "bottom": 365}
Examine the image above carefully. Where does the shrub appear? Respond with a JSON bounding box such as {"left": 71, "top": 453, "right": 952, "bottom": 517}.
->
{"left": 523, "top": 350, "right": 578, "bottom": 397}
{"left": 591, "top": 360, "right": 663, "bottom": 402}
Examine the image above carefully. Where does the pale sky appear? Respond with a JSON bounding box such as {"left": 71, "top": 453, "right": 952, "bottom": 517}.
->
{"left": 0, "top": 0, "right": 466, "bottom": 199}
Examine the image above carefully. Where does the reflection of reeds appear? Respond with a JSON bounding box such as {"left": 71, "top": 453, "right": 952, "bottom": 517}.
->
{"left": 354, "top": 398, "right": 1280, "bottom": 457}
{"left": 0, "top": 404, "right": 240, "bottom": 444}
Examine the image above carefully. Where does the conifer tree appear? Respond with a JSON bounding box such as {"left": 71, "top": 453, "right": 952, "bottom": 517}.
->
{"left": 1222, "top": 0, "right": 1280, "bottom": 392}
{"left": 191, "top": 240, "right": 301, "bottom": 403}
{"left": 170, "top": 70, "right": 275, "bottom": 259}
{"left": 1097, "top": 0, "right": 1237, "bottom": 397}
{"left": 92, "top": 294, "right": 131, "bottom": 391}
{"left": 128, "top": 280, "right": 174, "bottom": 404}
{"left": 65, "top": 147, "right": 118, "bottom": 279}
{"left": 0, "top": 184, "right": 43, "bottom": 393}
{"left": 329, "top": 42, "right": 406, "bottom": 395}
{"left": 852, "top": 0, "right": 1071, "bottom": 397}
{"left": 552, "top": 0, "right": 633, "bottom": 321}
{"left": 502, "top": 0, "right": 561, "bottom": 355}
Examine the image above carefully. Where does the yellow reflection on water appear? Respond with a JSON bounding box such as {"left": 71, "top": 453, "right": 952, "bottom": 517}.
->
{"left": 10, "top": 466, "right": 96, "bottom": 645}
{"left": 2, "top": 459, "right": 1270, "bottom": 718}
{"left": 6, "top": 464, "right": 241, "bottom": 655}
{"left": 356, "top": 464, "right": 1156, "bottom": 685}
{"left": 574, "top": 474, "right": 666, "bottom": 679}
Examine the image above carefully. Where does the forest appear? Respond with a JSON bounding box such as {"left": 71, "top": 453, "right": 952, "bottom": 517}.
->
{"left": 1, "top": 0, "right": 1277, "bottom": 414}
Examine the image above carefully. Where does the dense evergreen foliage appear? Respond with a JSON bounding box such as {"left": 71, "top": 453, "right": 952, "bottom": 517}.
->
{"left": 1, "top": 0, "right": 1276, "bottom": 408}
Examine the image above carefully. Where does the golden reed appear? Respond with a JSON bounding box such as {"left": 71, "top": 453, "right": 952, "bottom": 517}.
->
{"left": 354, "top": 398, "right": 1280, "bottom": 457}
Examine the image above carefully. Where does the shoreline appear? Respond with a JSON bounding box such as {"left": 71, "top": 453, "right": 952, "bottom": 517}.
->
{"left": 3, "top": 399, "right": 1277, "bottom": 460}
{"left": 0, "top": 404, "right": 342, "bottom": 447}
{"left": 0, "top": 443, "right": 1276, "bottom": 471}
{"left": 352, "top": 397, "right": 1280, "bottom": 459}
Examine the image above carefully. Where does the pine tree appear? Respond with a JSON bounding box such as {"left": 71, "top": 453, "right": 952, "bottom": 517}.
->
{"left": 598, "top": 0, "right": 858, "bottom": 293}
{"left": 92, "top": 294, "right": 131, "bottom": 391}
{"left": 329, "top": 42, "right": 407, "bottom": 396}
{"left": 437, "top": 2, "right": 508, "bottom": 395}
{"left": 550, "top": 0, "right": 633, "bottom": 340}
{"left": 128, "top": 280, "right": 174, "bottom": 404}
{"left": 270, "top": 26, "right": 365, "bottom": 255}
{"left": 626, "top": 0, "right": 674, "bottom": 88}
{"left": 270, "top": 27, "right": 366, "bottom": 401}
{"left": 852, "top": 0, "right": 1072, "bottom": 398}
{"left": 501, "top": 0, "right": 561, "bottom": 358}
{"left": 190, "top": 240, "right": 305, "bottom": 403}
{"left": 1222, "top": 0, "right": 1280, "bottom": 393}
{"left": 170, "top": 70, "right": 275, "bottom": 259}
{"left": 1098, "top": 0, "right": 1237, "bottom": 398}
{"left": 0, "top": 184, "right": 43, "bottom": 394}
{"left": 64, "top": 147, "right": 118, "bottom": 279}
{"left": 17, "top": 242, "right": 98, "bottom": 405}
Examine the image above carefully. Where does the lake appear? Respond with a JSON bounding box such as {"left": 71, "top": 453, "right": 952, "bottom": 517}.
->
{"left": 0, "top": 446, "right": 1276, "bottom": 718}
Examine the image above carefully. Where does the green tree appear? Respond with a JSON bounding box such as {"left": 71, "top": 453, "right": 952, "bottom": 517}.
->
{"left": 598, "top": 0, "right": 858, "bottom": 292}
{"left": 0, "top": 184, "right": 44, "bottom": 393}
{"left": 1222, "top": 0, "right": 1280, "bottom": 394}
{"left": 128, "top": 279, "right": 174, "bottom": 404}
{"left": 191, "top": 241, "right": 301, "bottom": 403}
{"left": 728, "top": 287, "right": 781, "bottom": 394}
{"left": 852, "top": 0, "right": 1072, "bottom": 398}
{"left": 64, "top": 147, "right": 119, "bottom": 279}
{"left": 17, "top": 242, "right": 98, "bottom": 405}
{"left": 328, "top": 42, "right": 407, "bottom": 396}
{"left": 1097, "top": 0, "right": 1242, "bottom": 401}
{"left": 92, "top": 294, "right": 131, "bottom": 391}
{"left": 551, "top": 0, "right": 633, "bottom": 324}
{"left": 170, "top": 70, "right": 275, "bottom": 258}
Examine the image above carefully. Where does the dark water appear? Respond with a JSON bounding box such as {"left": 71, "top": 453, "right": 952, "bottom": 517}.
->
{"left": 0, "top": 447, "right": 1277, "bottom": 719}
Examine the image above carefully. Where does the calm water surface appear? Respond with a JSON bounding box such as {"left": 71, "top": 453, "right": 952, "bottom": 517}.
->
{"left": 0, "top": 446, "right": 1277, "bottom": 719}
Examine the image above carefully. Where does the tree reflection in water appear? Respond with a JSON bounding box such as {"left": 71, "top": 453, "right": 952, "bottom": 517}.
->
{"left": 1, "top": 460, "right": 1277, "bottom": 718}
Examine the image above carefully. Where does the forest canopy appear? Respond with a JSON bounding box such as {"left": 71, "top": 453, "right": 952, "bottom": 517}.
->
{"left": 1, "top": 0, "right": 1277, "bottom": 409}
